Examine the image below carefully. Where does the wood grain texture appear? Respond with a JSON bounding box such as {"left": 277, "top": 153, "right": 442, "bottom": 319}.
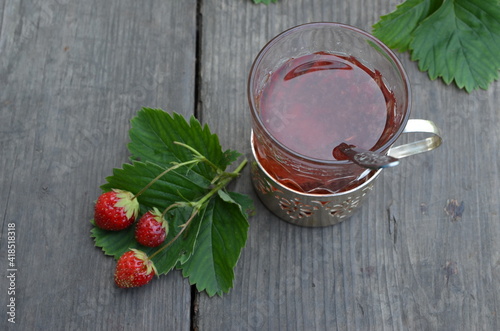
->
{"left": 196, "top": 0, "right": 500, "bottom": 330}
{"left": 1, "top": 0, "right": 499, "bottom": 330}
{"left": 0, "top": 0, "right": 196, "bottom": 329}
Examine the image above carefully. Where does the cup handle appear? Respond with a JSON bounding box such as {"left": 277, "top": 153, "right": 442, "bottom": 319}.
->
{"left": 388, "top": 119, "right": 442, "bottom": 159}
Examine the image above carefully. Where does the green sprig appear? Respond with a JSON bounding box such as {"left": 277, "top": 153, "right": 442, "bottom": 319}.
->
{"left": 91, "top": 108, "right": 254, "bottom": 296}
{"left": 373, "top": 0, "right": 500, "bottom": 92}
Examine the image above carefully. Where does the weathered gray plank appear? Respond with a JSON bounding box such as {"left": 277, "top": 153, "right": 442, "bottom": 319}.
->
{"left": 1, "top": 0, "right": 499, "bottom": 329}
{"left": 0, "top": 0, "right": 197, "bottom": 329}
{"left": 197, "top": 0, "right": 500, "bottom": 330}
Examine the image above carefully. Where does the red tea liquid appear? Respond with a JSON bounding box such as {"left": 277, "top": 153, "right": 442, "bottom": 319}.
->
{"left": 256, "top": 52, "right": 397, "bottom": 193}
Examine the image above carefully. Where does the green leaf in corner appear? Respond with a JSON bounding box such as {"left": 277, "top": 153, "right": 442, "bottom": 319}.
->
{"left": 372, "top": 0, "right": 442, "bottom": 52}
{"left": 373, "top": 0, "right": 500, "bottom": 92}
{"left": 410, "top": 0, "right": 500, "bottom": 92}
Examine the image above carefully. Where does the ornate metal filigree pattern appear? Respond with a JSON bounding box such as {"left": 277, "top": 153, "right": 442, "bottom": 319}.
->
{"left": 321, "top": 184, "right": 374, "bottom": 219}
{"left": 251, "top": 162, "right": 274, "bottom": 195}
{"left": 250, "top": 159, "right": 377, "bottom": 226}
{"left": 278, "top": 197, "right": 318, "bottom": 220}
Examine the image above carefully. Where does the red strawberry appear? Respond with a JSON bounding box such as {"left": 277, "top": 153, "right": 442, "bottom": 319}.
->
{"left": 94, "top": 189, "right": 140, "bottom": 231}
{"left": 135, "top": 207, "right": 169, "bottom": 247}
{"left": 114, "top": 249, "right": 157, "bottom": 288}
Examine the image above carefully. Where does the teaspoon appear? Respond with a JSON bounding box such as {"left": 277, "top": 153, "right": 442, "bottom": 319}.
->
{"left": 333, "top": 143, "right": 400, "bottom": 170}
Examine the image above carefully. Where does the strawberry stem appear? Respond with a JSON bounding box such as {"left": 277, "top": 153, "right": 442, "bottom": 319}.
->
{"left": 191, "top": 158, "right": 247, "bottom": 210}
{"left": 160, "top": 202, "right": 185, "bottom": 218}
{"left": 149, "top": 208, "right": 199, "bottom": 260}
{"left": 173, "top": 141, "right": 220, "bottom": 172}
{"left": 133, "top": 141, "right": 223, "bottom": 200}
{"left": 148, "top": 158, "right": 247, "bottom": 260}
{"left": 132, "top": 158, "right": 200, "bottom": 200}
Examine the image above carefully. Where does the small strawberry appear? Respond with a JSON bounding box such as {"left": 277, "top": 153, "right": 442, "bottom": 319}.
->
{"left": 114, "top": 249, "right": 157, "bottom": 288}
{"left": 135, "top": 207, "right": 169, "bottom": 247}
{"left": 94, "top": 189, "right": 140, "bottom": 231}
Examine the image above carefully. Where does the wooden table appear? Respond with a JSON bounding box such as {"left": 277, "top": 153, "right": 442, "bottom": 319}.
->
{"left": 1, "top": 0, "right": 499, "bottom": 330}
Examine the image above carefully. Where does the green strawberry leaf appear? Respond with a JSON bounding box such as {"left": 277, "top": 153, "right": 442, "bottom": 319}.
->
{"left": 218, "top": 190, "right": 256, "bottom": 218}
{"left": 92, "top": 160, "right": 208, "bottom": 265}
{"left": 372, "top": 0, "right": 443, "bottom": 52}
{"left": 180, "top": 195, "right": 250, "bottom": 296}
{"left": 91, "top": 205, "right": 203, "bottom": 273}
{"left": 91, "top": 109, "right": 253, "bottom": 296}
{"left": 149, "top": 206, "right": 204, "bottom": 273}
{"left": 128, "top": 108, "right": 231, "bottom": 179}
{"left": 223, "top": 149, "right": 243, "bottom": 167}
{"left": 410, "top": 0, "right": 500, "bottom": 92}
{"left": 373, "top": 0, "right": 500, "bottom": 92}
{"left": 91, "top": 223, "right": 136, "bottom": 258}
{"left": 102, "top": 161, "right": 210, "bottom": 213}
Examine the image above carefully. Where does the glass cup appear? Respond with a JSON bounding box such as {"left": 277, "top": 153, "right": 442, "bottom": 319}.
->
{"left": 248, "top": 22, "right": 442, "bottom": 226}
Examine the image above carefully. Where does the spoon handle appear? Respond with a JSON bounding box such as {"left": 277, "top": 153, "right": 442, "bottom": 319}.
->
{"left": 334, "top": 143, "right": 400, "bottom": 170}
